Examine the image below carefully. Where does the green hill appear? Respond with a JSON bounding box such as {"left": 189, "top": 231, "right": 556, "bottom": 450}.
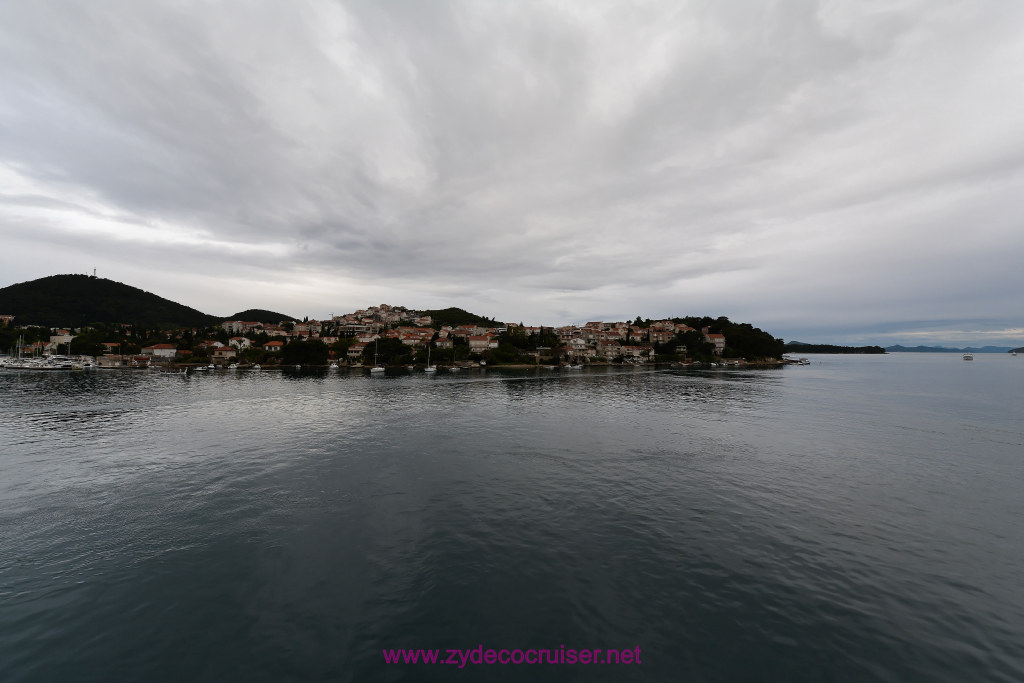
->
{"left": 785, "top": 342, "right": 885, "bottom": 354}
{"left": 421, "top": 307, "right": 497, "bottom": 328}
{"left": 0, "top": 274, "right": 220, "bottom": 329}
{"left": 226, "top": 309, "right": 296, "bottom": 324}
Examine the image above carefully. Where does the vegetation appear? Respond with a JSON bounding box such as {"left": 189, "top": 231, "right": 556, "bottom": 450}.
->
{"left": 784, "top": 343, "right": 885, "bottom": 354}
{"left": 225, "top": 309, "right": 296, "bottom": 324}
{"left": 0, "top": 275, "right": 220, "bottom": 328}
{"left": 362, "top": 338, "right": 415, "bottom": 365}
{"left": 281, "top": 339, "right": 329, "bottom": 365}
{"left": 422, "top": 307, "right": 498, "bottom": 329}
{"left": 674, "top": 316, "right": 784, "bottom": 360}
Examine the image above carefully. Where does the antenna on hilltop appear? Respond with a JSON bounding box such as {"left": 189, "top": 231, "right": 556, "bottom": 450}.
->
{"left": 92, "top": 268, "right": 96, "bottom": 278}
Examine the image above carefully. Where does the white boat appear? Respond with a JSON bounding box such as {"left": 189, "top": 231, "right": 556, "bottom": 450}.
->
{"left": 963, "top": 353, "right": 974, "bottom": 361}
{"left": 251, "top": 364, "right": 261, "bottom": 370}
{"left": 370, "top": 337, "right": 385, "bottom": 373}
{"left": 329, "top": 362, "right": 339, "bottom": 369}
{"left": 424, "top": 345, "right": 437, "bottom": 373}
{"left": 228, "top": 363, "right": 239, "bottom": 369}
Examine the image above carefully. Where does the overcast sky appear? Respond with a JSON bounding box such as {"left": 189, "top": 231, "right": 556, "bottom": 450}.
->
{"left": 2, "top": 1, "right": 1022, "bottom": 345}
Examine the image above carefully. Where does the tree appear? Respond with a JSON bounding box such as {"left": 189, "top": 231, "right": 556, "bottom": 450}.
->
{"left": 282, "top": 339, "right": 329, "bottom": 365}
{"left": 362, "top": 338, "right": 413, "bottom": 365}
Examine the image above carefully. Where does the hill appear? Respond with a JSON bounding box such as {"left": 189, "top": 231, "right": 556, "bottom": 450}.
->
{"left": 225, "top": 309, "right": 296, "bottom": 324}
{"left": 0, "top": 274, "right": 220, "bottom": 329}
{"left": 672, "top": 315, "right": 784, "bottom": 359}
{"left": 886, "top": 344, "right": 1015, "bottom": 353}
{"left": 785, "top": 342, "right": 886, "bottom": 354}
{"left": 421, "top": 307, "right": 497, "bottom": 328}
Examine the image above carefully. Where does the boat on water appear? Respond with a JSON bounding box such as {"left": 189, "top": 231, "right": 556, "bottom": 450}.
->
{"left": 1, "top": 353, "right": 94, "bottom": 371}
{"left": 424, "top": 345, "right": 437, "bottom": 373}
{"left": 963, "top": 353, "right": 974, "bottom": 361}
{"left": 369, "top": 359, "right": 385, "bottom": 373}
{"left": 370, "top": 335, "right": 385, "bottom": 373}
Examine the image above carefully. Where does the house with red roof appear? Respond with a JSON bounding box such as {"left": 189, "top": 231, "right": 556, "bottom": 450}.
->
{"left": 142, "top": 343, "right": 178, "bottom": 359}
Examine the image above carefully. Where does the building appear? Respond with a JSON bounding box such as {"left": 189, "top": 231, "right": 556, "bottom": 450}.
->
{"left": 96, "top": 354, "right": 125, "bottom": 368}
{"left": 212, "top": 346, "right": 237, "bottom": 361}
{"left": 221, "top": 320, "right": 261, "bottom": 334}
{"left": 47, "top": 334, "right": 75, "bottom": 353}
{"left": 142, "top": 343, "right": 178, "bottom": 359}
{"left": 468, "top": 335, "right": 496, "bottom": 353}
{"left": 702, "top": 328, "right": 727, "bottom": 356}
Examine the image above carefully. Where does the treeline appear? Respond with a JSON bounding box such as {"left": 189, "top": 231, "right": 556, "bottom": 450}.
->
{"left": 667, "top": 316, "right": 784, "bottom": 360}
{"left": 784, "top": 343, "right": 886, "bottom": 354}
{"left": 227, "top": 309, "right": 295, "bottom": 324}
{"left": 422, "top": 307, "right": 498, "bottom": 329}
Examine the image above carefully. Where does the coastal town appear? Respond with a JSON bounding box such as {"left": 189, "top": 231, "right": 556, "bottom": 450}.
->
{"left": 0, "top": 302, "right": 782, "bottom": 371}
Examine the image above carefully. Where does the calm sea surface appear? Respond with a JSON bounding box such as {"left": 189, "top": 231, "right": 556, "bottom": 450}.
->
{"left": 1, "top": 354, "right": 1022, "bottom": 682}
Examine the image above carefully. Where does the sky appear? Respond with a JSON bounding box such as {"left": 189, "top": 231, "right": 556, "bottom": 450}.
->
{"left": 1, "top": 1, "right": 1022, "bottom": 346}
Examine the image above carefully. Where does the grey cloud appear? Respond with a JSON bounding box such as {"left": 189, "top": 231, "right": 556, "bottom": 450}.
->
{"left": 1, "top": 0, "right": 1023, "bottom": 344}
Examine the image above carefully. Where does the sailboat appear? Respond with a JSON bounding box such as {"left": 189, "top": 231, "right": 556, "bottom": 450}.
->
{"left": 424, "top": 344, "right": 437, "bottom": 373}
{"left": 370, "top": 335, "right": 385, "bottom": 373}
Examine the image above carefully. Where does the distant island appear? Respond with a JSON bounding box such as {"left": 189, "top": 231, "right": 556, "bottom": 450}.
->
{"left": 785, "top": 342, "right": 886, "bottom": 354}
{"left": 885, "top": 344, "right": 1017, "bottom": 354}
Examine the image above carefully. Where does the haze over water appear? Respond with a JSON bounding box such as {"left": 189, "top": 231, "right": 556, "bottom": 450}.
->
{"left": 2, "top": 354, "right": 1022, "bottom": 682}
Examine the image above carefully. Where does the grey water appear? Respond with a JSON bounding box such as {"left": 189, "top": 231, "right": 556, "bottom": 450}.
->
{"left": 1, "top": 354, "right": 1022, "bottom": 682}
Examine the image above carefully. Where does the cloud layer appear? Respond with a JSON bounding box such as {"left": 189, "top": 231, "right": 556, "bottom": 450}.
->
{"left": 2, "top": 1, "right": 1022, "bottom": 343}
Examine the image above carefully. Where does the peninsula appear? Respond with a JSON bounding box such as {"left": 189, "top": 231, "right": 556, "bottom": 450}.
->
{"left": 1, "top": 274, "right": 784, "bottom": 368}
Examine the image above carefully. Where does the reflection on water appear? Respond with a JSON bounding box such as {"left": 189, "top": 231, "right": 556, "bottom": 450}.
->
{"left": 1, "top": 358, "right": 1023, "bottom": 682}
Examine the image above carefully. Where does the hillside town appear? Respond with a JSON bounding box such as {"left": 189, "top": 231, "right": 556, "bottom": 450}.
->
{"left": 0, "top": 303, "right": 780, "bottom": 370}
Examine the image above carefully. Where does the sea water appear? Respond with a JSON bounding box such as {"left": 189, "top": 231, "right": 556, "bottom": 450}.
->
{"left": 1, "top": 354, "right": 1022, "bottom": 682}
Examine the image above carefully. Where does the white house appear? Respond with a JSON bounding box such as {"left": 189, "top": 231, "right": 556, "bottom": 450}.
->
{"left": 142, "top": 343, "right": 178, "bottom": 359}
